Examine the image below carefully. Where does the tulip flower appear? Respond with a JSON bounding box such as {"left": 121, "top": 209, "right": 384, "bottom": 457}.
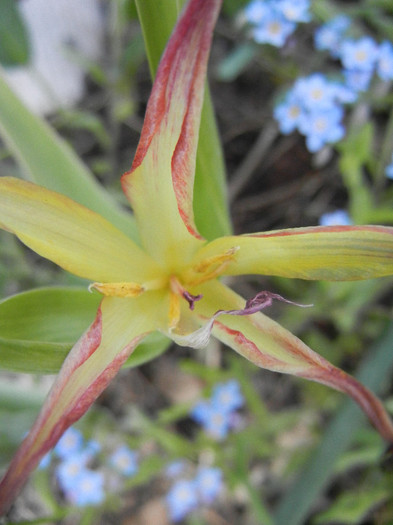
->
{"left": 0, "top": 0, "right": 393, "bottom": 513}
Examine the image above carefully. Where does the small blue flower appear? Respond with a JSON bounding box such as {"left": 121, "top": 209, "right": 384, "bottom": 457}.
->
{"left": 277, "top": 0, "right": 311, "bottom": 23}
{"left": 191, "top": 400, "right": 232, "bottom": 440}
{"left": 377, "top": 41, "right": 393, "bottom": 81}
{"left": 194, "top": 467, "right": 223, "bottom": 504}
{"left": 274, "top": 92, "right": 305, "bottom": 134}
{"left": 84, "top": 439, "right": 101, "bottom": 460}
{"left": 298, "top": 105, "right": 345, "bottom": 152}
{"left": 385, "top": 154, "right": 393, "bottom": 180}
{"left": 166, "top": 479, "right": 198, "bottom": 522}
{"left": 165, "top": 460, "right": 187, "bottom": 479}
{"left": 314, "top": 15, "right": 351, "bottom": 57}
{"left": 243, "top": 0, "right": 269, "bottom": 25}
{"left": 54, "top": 427, "right": 83, "bottom": 460}
{"left": 56, "top": 454, "right": 90, "bottom": 492}
{"left": 295, "top": 73, "right": 338, "bottom": 111}
{"left": 67, "top": 469, "right": 105, "bottom": 507}
{"left": 343, "top": 68, "right": 373, "bottom": 93}
{"left": 211, "top": 380, "right": 244, "bottom": 414}
{"left": 252, "top": 12, "right": 296, "bottom": 47}
{"left": 330, "top": 81, "right": 357, "bottom": 104}
{"left": 319, "top": 210, "right": 352, "bottom": 226}
{"left": 339, "top": 36, "right": 379, "bottom": 72}
{"left": 109, "top": 445, "right": 138, "bottom": 476}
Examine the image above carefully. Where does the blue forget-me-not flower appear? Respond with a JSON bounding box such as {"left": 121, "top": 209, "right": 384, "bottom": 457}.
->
{"left": 109, "top": 445, "right": 138, "bottom": 476}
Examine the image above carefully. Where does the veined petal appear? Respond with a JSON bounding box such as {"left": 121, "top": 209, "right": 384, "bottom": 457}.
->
{"left": 0, "top": 291, "right": 167, "bottom": 513}
{"left": 121, "top": 0, "right": 222, "bottom": 266}
{"left": 194, "top": 281, "right": 393, "bottom": 443}
{"left": 0, "top": 177, "right": 161, "bottom": 282}
{"left": 190, "top": 226, "right": 393, "bottom": 281}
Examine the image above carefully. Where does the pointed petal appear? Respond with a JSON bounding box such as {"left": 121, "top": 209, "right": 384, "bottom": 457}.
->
{"left": 0, "top": 177, "right": 161, "bottom": 282}
{"left": 190, "top": 226, "right": 393, "bottom": 281}
{"left": 0, "top": 291, "right": 166, "bottom": 514}
{"left": 194, "top": 281, "right": 393, "bottom": 443}
{"left": 121, "top": 0, "right": 222, "bottom": 265}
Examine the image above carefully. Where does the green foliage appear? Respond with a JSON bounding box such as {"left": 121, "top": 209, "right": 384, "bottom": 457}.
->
{"left": 0, "top": 72, "right": 139, "bottom": 241}
{"left": 0, "top": 288, "right": 168, "bottom": 373}
{"left": 312, "top": 485, "right": 390, "bottom": 525}
{"left": 0, "top": 0, "right": 30, "bottom": 66}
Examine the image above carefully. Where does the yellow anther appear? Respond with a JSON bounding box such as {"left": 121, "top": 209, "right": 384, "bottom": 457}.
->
{"left": 89, "top": 282, "right": 145, "bottom": 298}
{"left": 185, "top": 246, "right": 239, "bottom": 286}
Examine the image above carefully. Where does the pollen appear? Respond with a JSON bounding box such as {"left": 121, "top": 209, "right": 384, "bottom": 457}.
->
{"left": 89, "top": 282, "right": 145, "bottom": 298}
{"left": 184, "top": 246, "right": 239, "bottom": 286}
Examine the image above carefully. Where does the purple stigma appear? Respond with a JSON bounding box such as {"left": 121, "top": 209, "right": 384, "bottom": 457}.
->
{"left": 183, "top": 291, "right": 203, "bottom": 310}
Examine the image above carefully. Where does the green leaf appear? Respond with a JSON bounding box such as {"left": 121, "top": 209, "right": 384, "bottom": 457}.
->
{"left": 312, "top": 485, "right": 390, "bottom": 525}
{"left": 134, "top": 0, "right": 232, "bottom": 240}
{"left": 0, "top": 287, "right": 169, "bottom": 374}
{"left": 0, "top": 287, "right": 100, "bottom": 373}
{"left": 0, "top": 0, "right": 30, "bottom": 66}
{"left": 0, "top": 69, "right": 139, "bottom": 241}
{"left": 216, "top": 43, "right": 257, "bottom": 82}
{"left": 338, "top": 124, "right": 374, "bottom": 223}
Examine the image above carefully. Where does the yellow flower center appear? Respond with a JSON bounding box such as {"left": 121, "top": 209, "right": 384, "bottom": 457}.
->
{"left": 90, "top": 246, "right": 239, "bottom": 331}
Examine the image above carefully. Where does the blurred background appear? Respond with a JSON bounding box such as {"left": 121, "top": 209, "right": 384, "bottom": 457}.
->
{"left": 0, "top": 0, "right": 393, "bottom": 523}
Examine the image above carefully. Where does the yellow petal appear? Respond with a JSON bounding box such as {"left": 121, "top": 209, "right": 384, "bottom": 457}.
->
{"left": 190, "top": 226, "right": 393, "bottom": 281}
{"left": 121, "top": 0, "right": 222, "bottom": 267}
{"left": 0, "top": 177, "right": 161, "bottom": 282}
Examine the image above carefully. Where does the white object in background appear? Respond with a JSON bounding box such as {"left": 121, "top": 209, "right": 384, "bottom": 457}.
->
{"left": 4, "top": 0, "right": 104, "bottom": 115}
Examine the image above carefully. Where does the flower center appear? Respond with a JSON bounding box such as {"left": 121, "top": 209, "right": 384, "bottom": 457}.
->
{"left": 267, "top": 21, "right": 282, "bottom": 35}
{"left": 289, "top": 105, "right": 300, "bottom": 118}
{"left": 168, "top": 275, "right": 202, "bottom": 329}
{"left": 90, "top": 247, "right": 239, "bottom": 332}
{"left": 355, "top": 49, "right": 367, "bottom": 63}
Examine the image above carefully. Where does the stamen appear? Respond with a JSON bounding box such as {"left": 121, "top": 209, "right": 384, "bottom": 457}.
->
{"left": 89, "top": 282, "right": 145, "bottom": 298}
{"left": 185, "top": 247, "right": 239, "bottom": 286}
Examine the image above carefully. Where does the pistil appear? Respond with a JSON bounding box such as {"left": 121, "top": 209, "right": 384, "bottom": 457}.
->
{"left": 168, "top": 276, "right": 203, "bottom": 329}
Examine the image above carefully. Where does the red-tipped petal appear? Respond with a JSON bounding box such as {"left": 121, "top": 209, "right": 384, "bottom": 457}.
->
{"left": 191, "top": 281, "right": 393, "bottom": 444}
{"left": 121, "top": 0, "right": 222, "bottom": 264}
{"left": 0, "top": 292, "right": 165, "bottom": 515}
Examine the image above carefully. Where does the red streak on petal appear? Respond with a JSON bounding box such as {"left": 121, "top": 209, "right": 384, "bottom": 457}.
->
{"left": 302, "top": 366, "right": 393, "bottom": 443}
{"left": 215, "top": 321, "right": 290, "bottom": 371}
{"left": 122, "top": 0, "right": 222, "bottom": 238}
{"left": 216, "top": 318, "right": 393, "bottom": 445}
{"left": 0, "top": 307, "right": 146, "bottom": 515}
{"left": 246, "top": 225, "right": 393, "bottom": 238}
